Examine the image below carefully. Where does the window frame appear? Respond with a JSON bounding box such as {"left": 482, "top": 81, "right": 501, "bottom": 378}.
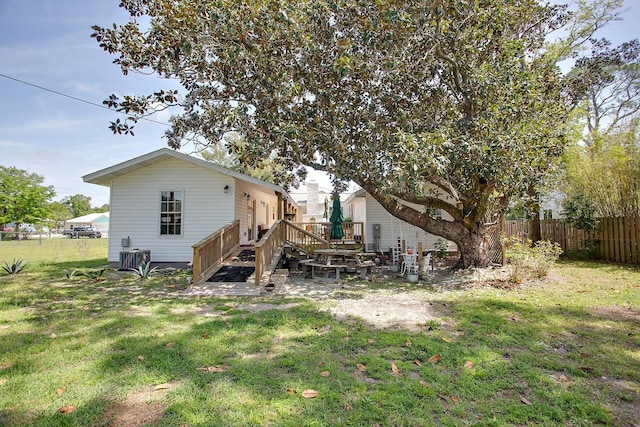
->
{"left": 159, "top": 190, "right": 184, "bottom": 236}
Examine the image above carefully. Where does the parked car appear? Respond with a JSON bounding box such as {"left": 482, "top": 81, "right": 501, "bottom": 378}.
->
{"left": 62, "top": 226, "right": 102, "bottom": 238}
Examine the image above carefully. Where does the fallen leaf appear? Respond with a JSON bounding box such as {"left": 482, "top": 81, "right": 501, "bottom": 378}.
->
{"left": 520, "top": 396, "right": 533, "bottom": 406}
{"left": 154, "top": 383, "right": 172, "bottom": 390}
{"left": 451, "top": 396, "right": 459, "bottom": 403}
{"left": 137, "top": 355, "right": 145, "bottom": 361}
{"left": 405, "top": 339, "right": 412, "bottom": 346}
{"left": 50, "top": 333, "right": 57, "bottom": 339}
{"left": 56, "top": 386, "right": 66, "bottom": 396}
{"left": 356, "top": 363, "right": 367, "bottom": 372}
{"left": 344, "top": 336, "right": 350, "bottom": 341}
{"left": 302, "top": 389, "right": 318, "bottom": 398}
{"left": 225, "top": 322, "right": 232, "bottom": 327}
{"left": 0, "top": 379, "right": 7, "bottom": 386}
{"left": 320, "top": 371, "right": 330, "bottom": 377}
{"left": 464, "top": 361, "right": 474, "bottom": 370}
{"left": 419, "top": 380, "right": 429, "bottom": 387}
{"left": 201, "top": 333, "right": 210, "bottom": 339}
{"left": 156, "top": 333, "right": 165, "bottom": 338}
{"left": 441, "top": 337, "right": 452, "bottom": 343}
{"left": 580, "top": 366, "right": 594, "bottom": 372}
{"left": 428, "top": 354, "right": 441, "bottom": 363}
{"left": 391, "top": 363, "right": 401, "bottom": 376}
{"left": 344, "top": 403, "right": 353, "bottom": 411}
{"left": 286, "top": 388, "right": 297, "bottom": 395}
{"left": 414, "top": 359, "right": 422, "bottom": 367}
{"left": 367, "top": 339, "right": 374, "bottom": 344}
{"left": 58, "top": 405, "right": 76, "bottom": 414}
{"left": 197, "top": 365, "right": 229, "bottom": 373}
{"left": 166, "top": 342, "right": 176, "bottom": 348}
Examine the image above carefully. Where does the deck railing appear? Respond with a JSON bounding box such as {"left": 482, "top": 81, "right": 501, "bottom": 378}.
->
{"left": 254, "top": 220, "right": 284, "bottom": 286}
{"left": 254, "top": 220, "right": 335, "bottom": 286}
{"left": 285, "top": 221, "right": 332, "bottom": 253}
{"left": 292, "top": 222, "right": 364, "bottom": 245}
{"left": 192, "top": 220, "right": 240, "bottom": 284}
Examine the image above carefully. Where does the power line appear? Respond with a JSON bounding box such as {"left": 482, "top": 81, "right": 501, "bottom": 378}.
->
{"left": 0, "top": 72, "right": 171, "bottom": 127}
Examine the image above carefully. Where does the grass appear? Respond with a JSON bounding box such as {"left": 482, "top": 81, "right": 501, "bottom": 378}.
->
{"left": 1, "top": 240, "right": 639, "bottom": 426}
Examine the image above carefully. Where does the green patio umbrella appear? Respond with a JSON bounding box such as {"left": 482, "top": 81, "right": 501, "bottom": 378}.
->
{"left": 329, "top": 194, "right": 345, "bottom": 240}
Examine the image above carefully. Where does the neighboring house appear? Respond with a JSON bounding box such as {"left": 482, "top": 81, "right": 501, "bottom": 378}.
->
{"left": 65, "top": 212, "right": 110, "bottom": 235}
{"left": 343, "top": 189, "right": 457, "bottom": 254}
{"left": 540, "top": 191, "right": 565, "bottom": 220}
{"left": 83, "top": 148, "right": 296, "bottom": 265}
{"left": 295, "top": 181, "right": 345, "bottom": 222}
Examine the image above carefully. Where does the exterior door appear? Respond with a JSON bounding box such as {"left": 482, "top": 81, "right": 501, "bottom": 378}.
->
{"left": 247, "top": 201, "right": 255, "bottom": 241}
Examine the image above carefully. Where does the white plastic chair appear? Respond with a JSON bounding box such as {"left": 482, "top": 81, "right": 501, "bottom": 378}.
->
{"left": 401, "top": 243, "right": 418, "bottom": 276}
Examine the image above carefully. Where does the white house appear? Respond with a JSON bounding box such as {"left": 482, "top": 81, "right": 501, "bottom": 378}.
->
{"left": 343, "top": 189, "right": 457, "bottom": 254}
{"left": 83, "top": 148, "right": 296, "bottom": 265}
{"left": 65, "top": 212, "right": 110, "bottom": 235}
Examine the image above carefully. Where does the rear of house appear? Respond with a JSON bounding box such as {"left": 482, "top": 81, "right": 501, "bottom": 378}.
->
{"left": 83, "top": 148, "right": 291, "bottom": 266}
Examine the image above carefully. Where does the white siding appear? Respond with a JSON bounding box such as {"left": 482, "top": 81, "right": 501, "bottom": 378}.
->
{"left": 108, "top": 157, "right": 235, "bottom": 263}
{"left": 234, "top": 181, "right": 280, "bottom": 245}
{"left": 352, "top": 197, "right": 366, "bottom": 223}
{"left": 364, "top": 193, "right": 456, "bottom": 253}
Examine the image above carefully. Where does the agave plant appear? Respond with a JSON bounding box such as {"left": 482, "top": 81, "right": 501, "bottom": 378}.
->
{"left": 2, "top": 258, "right": 29, "bottom": 275}
{"left": 131, "top": 261, "right": 157, "bottom": 279}
{"left": 78, "top": 268, "right": 106, "bottom": 281}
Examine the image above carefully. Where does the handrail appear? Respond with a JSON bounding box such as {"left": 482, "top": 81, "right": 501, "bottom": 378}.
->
{"left": 283, "top": 220, "right": 331, "bottom": 252}
{"left": 254, "top": 220, "right": 284, "bottom": 286}
{"left": 192, "top": 220, "right": 240, "bottom": 284}
{"left": 292, "top": 222, "right": 365, "bottom": 245}
{"left": 253, "top": 220, "right": 361, "bottom": 287}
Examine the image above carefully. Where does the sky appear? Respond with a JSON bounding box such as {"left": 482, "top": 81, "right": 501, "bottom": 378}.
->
{"left": 1, "top": 1, "right": 639, "bottom": 207}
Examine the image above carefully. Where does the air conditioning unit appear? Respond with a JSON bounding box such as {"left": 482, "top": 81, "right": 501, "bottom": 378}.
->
{"left": 119, "top": 250, "right": 151, "bottom": 270}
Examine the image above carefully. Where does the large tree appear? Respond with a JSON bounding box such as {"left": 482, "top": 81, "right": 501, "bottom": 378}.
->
{"left": 61, "top": 194, "right": 93, "bottom": 218}
{"left": 93, "top": 0, "right": 570, "bottom": 267}
{"left": 562, "top": 36, "right": 640, "bottom": 219}
{"left": 0, "top": 166, "right": 55, "bottom": 240}
{"left": 48, "top": 201, "right": 72, "bottom": 233}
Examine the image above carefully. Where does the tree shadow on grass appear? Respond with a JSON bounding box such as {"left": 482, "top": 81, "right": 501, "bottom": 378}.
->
{"left": 4, "top": 262, "right": 639, "bottom": 427}
{"left": 9, "top": 294, "right": 639, "bottom": 426}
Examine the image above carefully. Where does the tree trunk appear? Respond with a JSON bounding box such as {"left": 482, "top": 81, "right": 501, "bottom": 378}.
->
{"left": 527, "top": 185, "right": 542, "bottom": 243}
{"left": 16, "top": 222, "right": 22, "bottom": 245}
{"left": 454, "top": 227, "right": 492, "bottom": 269}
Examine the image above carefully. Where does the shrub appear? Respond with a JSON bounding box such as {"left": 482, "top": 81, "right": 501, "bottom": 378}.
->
{"left": 502, "top": 237, "right": 562, "bottom": 283}
{"left": 2, "top": 258, "right": 29, "bottom": 275}
{"left": 433, "top": 239, "right": 448, "bottom": 259}
{"left": 131, "top": 261, "right": 157, "bottom": 279}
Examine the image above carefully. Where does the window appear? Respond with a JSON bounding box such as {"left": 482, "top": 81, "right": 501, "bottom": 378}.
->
{"left": 160, "top": 191, "right": 183, "bottom": 235}
{"left": 543, "top": 209, "right": 553, "bottom": 220}
{"left": 426, "top": 207, "right": 442, "bottom": 219}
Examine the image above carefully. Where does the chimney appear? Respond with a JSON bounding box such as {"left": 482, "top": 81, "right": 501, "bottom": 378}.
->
{"left": 307, "top": 181, "right": 319, "bottom": 215}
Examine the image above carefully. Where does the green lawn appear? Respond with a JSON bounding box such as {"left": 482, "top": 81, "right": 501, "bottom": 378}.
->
{"left": 1, "top": 239, "right": 639, "bottom": 426}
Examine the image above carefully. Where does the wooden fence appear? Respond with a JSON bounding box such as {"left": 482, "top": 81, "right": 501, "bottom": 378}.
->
{"left": 503, "top": 218, "right": 640, "bottom": 265}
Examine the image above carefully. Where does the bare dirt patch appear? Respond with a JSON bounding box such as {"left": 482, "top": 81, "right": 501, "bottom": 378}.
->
{"left": 319, "top": 291, "right": 451, "bottom": 332}
{"left": 101, "top": 382, "right": 178, "bottom": 427}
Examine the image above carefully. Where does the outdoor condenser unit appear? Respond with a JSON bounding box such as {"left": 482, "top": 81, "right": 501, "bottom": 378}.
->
{"left": 119, "top": 250, "right": 151, "bottom": 270}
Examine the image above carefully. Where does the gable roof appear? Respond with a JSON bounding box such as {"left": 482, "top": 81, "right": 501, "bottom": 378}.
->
{"left": 83, "top": 148, "right": 291, "bottom": 199}
{"left": 67, "top": 212, "right": 109, "bottom": 224}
